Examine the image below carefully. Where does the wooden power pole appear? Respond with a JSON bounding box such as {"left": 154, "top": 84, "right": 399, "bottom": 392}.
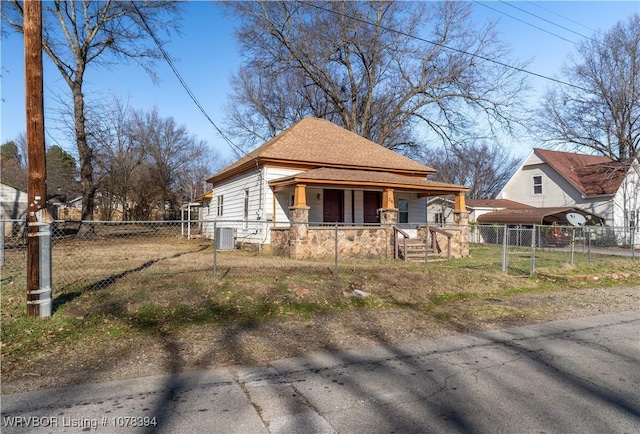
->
{"left": 24, "top": 1, "right": 50, "bottom": 318}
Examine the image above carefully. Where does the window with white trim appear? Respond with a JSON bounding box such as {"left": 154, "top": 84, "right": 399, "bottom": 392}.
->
{"left": 216, "top": 195, "right": 224, "bottom": 216}
{"left": 398, "top": 199, "right": 409, "bottom": 224}
{"left": 243, "top": 189, "right": 249, "bottom": 228}
{"left": 532, "top": 175, "right": 543, "bottom": 195}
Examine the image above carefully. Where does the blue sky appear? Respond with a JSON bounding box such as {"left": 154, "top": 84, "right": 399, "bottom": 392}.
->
{"left": 1, "top": 1, "right": 638, "bottom": 163}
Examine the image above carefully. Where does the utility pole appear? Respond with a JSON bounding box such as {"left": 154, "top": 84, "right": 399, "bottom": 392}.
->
{"left": 25, "top": 0, "right": 51, "bottom": 318}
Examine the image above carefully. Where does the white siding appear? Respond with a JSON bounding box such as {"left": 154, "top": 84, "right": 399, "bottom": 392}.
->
{"left": 204, "top": 168, "right": 269, "bottom": 243}
{"left": 265, "top": 166, "right": 305, "bottom": 225}
{"left": 613, "top": 166, "right": 640, "bottom": 229}
{"left": 307, "top": 187, "right": 323, "bottom": 222}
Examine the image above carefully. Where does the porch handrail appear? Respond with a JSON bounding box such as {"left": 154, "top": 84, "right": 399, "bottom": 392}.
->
{"left": 428, "top": 226, "right": 452, "bottom": 259}
{"left": 393, "top": 226, "right": 409, "bottom": 259}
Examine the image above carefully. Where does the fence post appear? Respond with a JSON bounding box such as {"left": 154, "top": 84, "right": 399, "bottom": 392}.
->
{"left": 587, "top": 227, "right": 592, "bottom": 264}
{"left": 424, "top": 226, "right": 429, "bottom": 267}
{"left": 38, "top": 222, "right": 52, "bottom": 317}
{"left": 0, "top": 220, "right": 4, "bottom": 266}
{"left": 530, "top": 224, "right": 536, "bottom": 276}
{"left": 570, "top": 228, "right": 575, "bottom": 265}
{"left": 213, "top": 220, "right": 217, "bottom": 281}
{"left": 334, "top": 223, "right": 338, "bottom": 277}
{"left": 502, "top": 225, "right": 508, "bottom": 273}
{"left": 632, "top": 227, "right": 636, "bottom": 261}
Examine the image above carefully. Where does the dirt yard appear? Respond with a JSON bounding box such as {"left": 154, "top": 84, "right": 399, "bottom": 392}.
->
{"left": 3, "top": 284, "right": 639, "bottom": 395}
{"left": 2, "top": 242, "right": 639, "bottom": 395}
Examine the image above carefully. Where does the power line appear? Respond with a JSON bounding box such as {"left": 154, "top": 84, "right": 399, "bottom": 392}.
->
{"left": 497, "top": 1, "right": 601, "bottom": 46}
{"left": 131, "top": 3, "right": 246, "bottom": 159}
{"left": 307, "top": 2, "right": 591, "bottom": 94}
{"left": 523, "top": 0, "right": 599, "bottom": 35}
{"left": 473, "top": 0, "right": 579, "bottom": 46}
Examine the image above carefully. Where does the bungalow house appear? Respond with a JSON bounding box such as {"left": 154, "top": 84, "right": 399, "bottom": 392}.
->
{"left": 204, "top": 117, "right": 470, "bottom": 259}
{"left": 495, "top": 148, "right": 639, "bottom": 245}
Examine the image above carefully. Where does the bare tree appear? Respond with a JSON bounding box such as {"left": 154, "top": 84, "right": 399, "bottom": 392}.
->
{"left": 90, "top": 97, "right": 144, "bottom": 220}
{"left": 91, "top": 100, "right": 220, "bottom": 220}
{"left": 2, "top": 0, "right": 183, "bottom": 231}
{"left": 223, "top": 0, "right": 528, "bottom": 152}
{"left": 536, "top": 13, "right": 639, "bottom": 163}
{"left": 422, "top": 142, "right": 519, "bottom": 200}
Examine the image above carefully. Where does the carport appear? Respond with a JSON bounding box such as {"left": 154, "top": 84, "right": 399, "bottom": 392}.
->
{"left": 476, "top": 207, "right": 605, "bottom": 226}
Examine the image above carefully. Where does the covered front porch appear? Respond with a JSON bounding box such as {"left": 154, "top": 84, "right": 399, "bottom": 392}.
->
{"left": 267, "top": 168, "right": 470, "bottom": 260}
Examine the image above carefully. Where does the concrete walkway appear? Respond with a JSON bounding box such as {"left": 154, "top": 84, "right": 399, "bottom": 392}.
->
{"left": 2, "top": 311, "right": 639, "bottom": 433}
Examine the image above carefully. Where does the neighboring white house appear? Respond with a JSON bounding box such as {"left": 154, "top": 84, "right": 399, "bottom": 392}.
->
{"left": 494, "top": 148, "right": 639, "bottom": 245}
{"left": 204, "top": 117, "right": 469, "bottom": 254}
{"left": 0, "top": 183, "right": 28, "bottom": 236}
{"left": 496, "top": 148, "right": 639, "bottom": 229}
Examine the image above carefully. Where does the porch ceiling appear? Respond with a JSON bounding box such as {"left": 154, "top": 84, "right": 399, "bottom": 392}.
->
{"left": 269, "top": 167, "right": 468, "bottom": 196}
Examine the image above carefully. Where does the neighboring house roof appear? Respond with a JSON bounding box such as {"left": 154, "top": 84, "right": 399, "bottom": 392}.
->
{"left": 208, "top": 117, "right": 437, "bottom": 184}
{"left": 531, "top": 148, "right": 632, "bottom": 197}
{"left": 477, "top": 206, "right": 605, "bottom": 226}
{"left": 195, "top": 191, "right": 213, "bottom": 203}
{"left": 466, "top": 199, "right": 533, "bottom": 209}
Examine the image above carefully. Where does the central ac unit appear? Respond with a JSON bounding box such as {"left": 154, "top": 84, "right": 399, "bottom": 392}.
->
{"left": 214, "top": 227, "right": 236, "bottom": 250}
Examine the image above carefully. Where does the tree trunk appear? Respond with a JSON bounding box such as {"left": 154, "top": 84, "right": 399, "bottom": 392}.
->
{"left": 72, "top": 82, "right": 96, "bottom": 237}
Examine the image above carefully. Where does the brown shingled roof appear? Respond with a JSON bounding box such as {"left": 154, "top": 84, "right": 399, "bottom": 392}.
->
{"left": 533, "top": 148, "right": 630, "bottom": 197}
{"left": 208, "top": 118, "right": 436, "bottom": 184}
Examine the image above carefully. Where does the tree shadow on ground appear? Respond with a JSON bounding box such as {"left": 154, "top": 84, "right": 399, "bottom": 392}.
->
{"left": 51, "top": 246, "right": 209, "bottom": 313}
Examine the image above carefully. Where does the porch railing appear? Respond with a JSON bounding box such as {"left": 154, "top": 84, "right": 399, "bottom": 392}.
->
{"left": 429, "top": 225, "right": 453, "bottom": 259}
{"left": 393, "top": 226, "right": 409, "bottom": 260}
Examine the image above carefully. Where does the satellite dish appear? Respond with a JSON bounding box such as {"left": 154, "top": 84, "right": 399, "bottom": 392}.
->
{"left": 566, "top": 212, "right": 587, "bottom": 227}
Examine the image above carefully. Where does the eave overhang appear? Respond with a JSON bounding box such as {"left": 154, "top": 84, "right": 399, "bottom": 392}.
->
{"left": 208, "top": 157, "right": 435, "bottom": 186}
{"left": 268, "top": 167, "right": 468, "bottom": 196}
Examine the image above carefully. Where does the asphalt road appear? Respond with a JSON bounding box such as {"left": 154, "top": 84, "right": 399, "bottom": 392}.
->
{"left": 2, "top": 311, "right": 639, "bottom": 434}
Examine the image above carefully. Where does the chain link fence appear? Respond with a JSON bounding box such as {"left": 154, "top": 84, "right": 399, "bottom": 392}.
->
{"left": 1, "top": 219, "right": 637, "bottom": 298}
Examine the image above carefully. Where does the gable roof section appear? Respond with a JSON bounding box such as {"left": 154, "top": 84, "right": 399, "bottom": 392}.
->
{"left": 532, "top": 148, "right": 631, "bottom": 197}
{"left": 208, "top": 117, "right": 436, "bottom": 184}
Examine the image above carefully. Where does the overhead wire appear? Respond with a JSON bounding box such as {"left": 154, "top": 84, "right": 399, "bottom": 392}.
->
{"left": 523, "top": 0, "right": 599, "bottom": 35}
{"left": 131, "top": 2, "right": 246, "bottom": 159}
{"left": 497, "top": 1, "right": 602, "bottom": 47}
{"left": 473, "top": 0, "right": 579, "bottom": 46}
{"left": 306, "top": 2, "right": 592, "bottom": 94}
{"left": 135, "top": 0, "right": 599, "bottom": 157}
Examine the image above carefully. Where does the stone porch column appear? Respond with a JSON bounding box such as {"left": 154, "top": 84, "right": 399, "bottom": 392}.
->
{"left": 453, "top": 192, "right": 470, "bottom": 257}
{"left": 289, "top": 205, "right": 310, "bottom": 260}
{"left": 379, "top": 188, "right": 398, "bottom": 258}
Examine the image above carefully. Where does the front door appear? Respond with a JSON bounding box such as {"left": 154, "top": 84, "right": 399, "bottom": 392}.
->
{"left": 363, "top": 191, "right": 381, "bottom": 223}
{"left": 323, "top": 189, "right": 344, "bottom": 222}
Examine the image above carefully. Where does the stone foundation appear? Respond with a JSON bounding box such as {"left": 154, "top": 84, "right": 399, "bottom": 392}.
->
{"left": 268, "top": 205, "right": 469, "bottom": 260}
{"left": 271, "top": 225, "right": 393, "bottom": 260}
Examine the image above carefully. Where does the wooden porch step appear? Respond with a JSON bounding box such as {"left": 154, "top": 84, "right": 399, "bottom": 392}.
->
{"left": 398, "top": 241, "right": 436, "bottom": 262}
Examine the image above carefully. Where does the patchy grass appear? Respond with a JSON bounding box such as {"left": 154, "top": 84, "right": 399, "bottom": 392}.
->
{"left": 1, "top": 238, "right": 638, "bottom": 393}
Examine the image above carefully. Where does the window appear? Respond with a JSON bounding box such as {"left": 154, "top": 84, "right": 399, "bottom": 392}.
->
{"left": 243, "top": 189, "right": 249, "bottom": 228}
{"left": 532, "top": 175, "right": 543, "bottom": 195}
{"left": 398, "top": 199, "right": 409, "bottom": 224}
{"left": 435, "top": 212, "right": 445, "bottom": 225}
{"left": 216, "top": 195, "right": 224, "bottom": 216}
